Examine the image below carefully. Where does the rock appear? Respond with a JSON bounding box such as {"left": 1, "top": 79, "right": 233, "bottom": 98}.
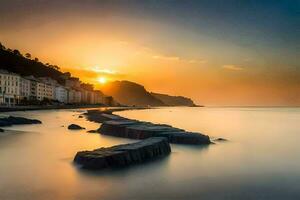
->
{"left": 78, "top": 115, "right": 83, "bottom": 118}
{"left": 86, "top": 109, "right": 212, "bottom": 145}
{"left": 98, "top": 120, "right": 211, "bottom": 145}
{"left": 215, "top": 138, "right": 227, "bottom": 142}
{"left": 86, "top": 110, "right": 126, "bottom": 123}
{"left": 68, "top": 124, "right": 85, "bottom": 130}
{"left": 0, "top": 116, "right": 42, "bottom": 127}
{"left": 0, "top": 128, "right": 4, "bottom": 132}
{"left": 74, "top": 137, "right": 171, "bottom": 170}
{"left": 87, "top": 130, "right": 98, "bottom": 133}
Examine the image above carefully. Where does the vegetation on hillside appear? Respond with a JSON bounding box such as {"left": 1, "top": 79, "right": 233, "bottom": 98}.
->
{"left": 0, "top": 42, "right": 67, "bottom": 84}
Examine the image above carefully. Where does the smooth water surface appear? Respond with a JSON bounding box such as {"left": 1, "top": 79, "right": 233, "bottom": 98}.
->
{"left": 0, "top": 107, "right": 300, "bottom": 200}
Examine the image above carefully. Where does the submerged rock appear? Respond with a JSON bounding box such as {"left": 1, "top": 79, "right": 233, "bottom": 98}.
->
{"left": 85, "top": 109, "right": 212, "bottom": 145}
{"left": 68, "top": 124, "right": 85, "bottom": 130}
{"left": 99, "top": 119, "right": 211, "bottom": 145}
{"left": 214, "top": 138, "right": 228, "bottom": 142}
{"left": 87, "top": 130, "right": 98, "bottom": 133}
{"left": 74, "top": 137, "right": 171, "bottom": 170}
{"left": 86, "top": 110, "right": 126, "bottom": 123}
{"left": 0, "top": 116, "right": 42, "bottom": 127}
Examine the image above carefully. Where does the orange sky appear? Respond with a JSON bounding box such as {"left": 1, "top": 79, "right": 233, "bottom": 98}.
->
{"left": 0, "top": 1, "right": 299, "bottom": 106}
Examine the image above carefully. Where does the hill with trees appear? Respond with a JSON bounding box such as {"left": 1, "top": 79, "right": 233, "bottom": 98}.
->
{"left": 0, "top": 42, "right": 66, "bottom": 84}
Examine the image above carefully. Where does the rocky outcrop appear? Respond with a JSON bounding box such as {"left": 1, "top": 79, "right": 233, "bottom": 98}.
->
{"left": 85, "top": 110, "right": 126, "bottom": 123}
{"left": 99, "top": 119, "right": 211, "bottom": 145}
{"left": 68, "top": 124, "right": 85, "bottom": 130}
{"left": 87, "top": 130, "right": 98, "bottom": 133}
{"left": 100, "top": 80, "right": 165, "bottom": 106}
{"left": 74, "top": 137, "right": 171, "bottom": 170}
{"left": 0, "top": 116, "right": 42, "bottom": 127}
{"left": 151, "top": 92, "right": 197, "bottom": 106}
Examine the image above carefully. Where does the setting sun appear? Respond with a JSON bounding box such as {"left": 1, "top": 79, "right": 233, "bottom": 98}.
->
{"left": 98, "top": 77, "right": 107, "bottom": 84}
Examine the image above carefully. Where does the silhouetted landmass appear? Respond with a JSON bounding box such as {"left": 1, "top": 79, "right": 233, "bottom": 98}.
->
{"left": 151, "top": 92, "right": 197, "bottom": 106}
{"left": 0, "top": 42, "right": 65, "bottom": 84}
{"left": 100, "top": 80, "right": 165, "bottom": 106}
{"left": 0, "top": 42, "right": 199, "bottom": 107}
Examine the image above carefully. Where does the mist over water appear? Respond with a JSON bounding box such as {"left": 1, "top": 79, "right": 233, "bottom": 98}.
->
{"left": 0, "top": 107, "right": 300, "bottom": 200}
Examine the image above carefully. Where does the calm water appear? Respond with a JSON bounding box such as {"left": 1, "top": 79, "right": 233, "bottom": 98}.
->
{"left": 0, "top": 107, "right": 300, "bottom": 200}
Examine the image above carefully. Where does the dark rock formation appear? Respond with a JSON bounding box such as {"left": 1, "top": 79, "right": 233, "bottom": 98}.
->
{"left": 68, "top": 124, "right": 85, "bottom": 130}
{"left": 87, "top": 130, "right": 98, "bottom": 133}
{"left": 86, "top": 110, "right": 126, "bottom": 123}
{"left": 214, "top": 138, "right": 228, "bottom": 142}
{"left": 100, "top": 80, "right": 165, "bottom": 106}
{"left": 74, "top": 137, "right": 171, "bottom": 170}
{"left": 85, "top": 109, "right": 212, "bottom": 145}
{"left": 99, "top": 119, "right": 211, "bottom": 145}
{"left": 0, "top": 116, "right": 42, "bottom": 127}
{"left": 0, "top": 128, "right": 4, "bottom": 132}
{"left": 151, "top": 92, "right": 197, "bottom": 106}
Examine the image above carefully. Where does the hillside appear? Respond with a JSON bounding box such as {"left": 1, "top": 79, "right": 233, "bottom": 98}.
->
{"left": 100, "top": 81, "right": 165, "bottom": 106}
{"left": 0, "top": 42, "right": 65, "bottom": 84}
{"left": 151, "top": 92, "right": 197, "bottom": 106}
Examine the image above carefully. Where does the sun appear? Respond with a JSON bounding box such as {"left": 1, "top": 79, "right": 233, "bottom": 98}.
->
{"left": 98, "top": 77, "right": 107, "bottom": 84}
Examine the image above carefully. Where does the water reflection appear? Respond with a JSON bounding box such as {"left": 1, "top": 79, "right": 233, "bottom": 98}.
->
{"left": 0, "top": 107, "right": 300, "bottom": 200}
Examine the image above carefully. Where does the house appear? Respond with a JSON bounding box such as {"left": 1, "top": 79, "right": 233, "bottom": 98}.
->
{"left": 0, "top": 70, "right": 21, "bottom": 106}
{"left": 55, "top": 85, "right": 68, "bottom": 103}
{"left": 20, "top": 77, "right": 31, "bottom": 100}
{"left": 94, "top": 90, "right": 105, "bottom": 104}
{"left": 24, "top": 76, "right": 38, "bottom": 100}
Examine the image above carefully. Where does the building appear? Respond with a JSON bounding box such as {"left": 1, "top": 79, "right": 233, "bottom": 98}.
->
{"left": 67, "top": 88, "right": 81, "bottom": 104}
{"left": 24, "top": 76, "right": 38, "bottom": 100}
{"left": 0, "top": 70, "right": 21, "bottom": 106}
{"left": 94, "top": 90, "right": 105, "bottom": 104}
{"left": 20, "top": 77, "right": 31, "bottom": 100}
{"left": 80, "top": 83, "right": 94, "bottom": 104}
{"left": 55, "top": 85, "right": 68, "bottom": 103}
{"left": 65, "top": 77, "right": 81, "bottom": 89}
{"left": 74, "top": 90, "right": 82, "bottom": 103}
{"left": 36, "top": 81, "right": 54, "bottom": 101}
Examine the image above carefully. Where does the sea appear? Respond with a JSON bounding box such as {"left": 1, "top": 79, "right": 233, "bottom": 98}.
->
{"left": 0, "top": 107, "right": 299, "bottom": 200}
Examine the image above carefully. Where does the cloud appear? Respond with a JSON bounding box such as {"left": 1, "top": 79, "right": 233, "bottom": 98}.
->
{"left": 152, "top": 55, "right": 180, "bottom": 61}
{"left": 90, "top": 67, "right": 119, "bottom": 75}
{"left": 222, "top": 65, "right": 243, "bottom": 71}
{"left": 188, "top": 59, "right": 207, "bottom": 64}
{"left": 152, "top": 54, "right": 207, "bottom": 65}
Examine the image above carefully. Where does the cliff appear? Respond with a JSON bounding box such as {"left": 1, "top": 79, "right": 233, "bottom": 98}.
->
{"left": 151, "top": 92, "right": 197, "bottom": 106}
{"left": 100, "top": 81, "right": 165, "bottom": 107}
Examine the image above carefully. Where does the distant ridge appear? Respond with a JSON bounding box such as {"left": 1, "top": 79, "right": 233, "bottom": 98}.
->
{"left": 100, "top": 80, "right": 165, "bottom": 107}
{"left": 151, "top": 92, "right": 197, "bottom": 106}
{"left": 0, "top": 42, "right": 199, "bottom": 107}
{"left": 100, "top": 80, "right": 198, "bottom": 107}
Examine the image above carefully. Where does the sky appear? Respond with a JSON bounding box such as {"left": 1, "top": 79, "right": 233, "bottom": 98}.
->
{"left": 0, "top": 0, "right": 299, "bottom": 106}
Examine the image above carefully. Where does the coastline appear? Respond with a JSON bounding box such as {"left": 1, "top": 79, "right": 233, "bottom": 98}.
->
{"left": 0, "top": 104, "right": 109, "bottom": 113}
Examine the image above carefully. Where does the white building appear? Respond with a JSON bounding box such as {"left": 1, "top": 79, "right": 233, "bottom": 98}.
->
{"left": 0, "top": 70, "right": 21, "bottom": 106}
{"left": 67, "top": 89, "right": 82, "bottom": 104}
{"left": 55, "top": 85, "right": 68, "bottom": 103}
{"left": 24, "top": 76, "right": 38, "bottom": 100}
{"left": 20, "top": 77, "right": 31, "bottom": 100}
{"left": 36, "top": 81, "right": 54, "bottom": 101}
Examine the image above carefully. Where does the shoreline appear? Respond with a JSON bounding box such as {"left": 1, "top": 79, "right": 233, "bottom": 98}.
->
{"left": 0, "top": 104, "right": 110, "bottom": 113}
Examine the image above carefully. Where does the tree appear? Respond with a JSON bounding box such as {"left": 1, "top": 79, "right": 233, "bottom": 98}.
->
{"left": 34, "top": 57, "right": 39, "bottom": 62}
{"left": 25, "top": 53, "right": 31, "bottom": 59}
{"left": 13, "top": 49, "right": 21, "bottom": 56}
{"left": 0, "top": 42, "right": 5, "bottom": 50}
{"left": 53, "top": 65, "right": 60, "bottom": 70}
